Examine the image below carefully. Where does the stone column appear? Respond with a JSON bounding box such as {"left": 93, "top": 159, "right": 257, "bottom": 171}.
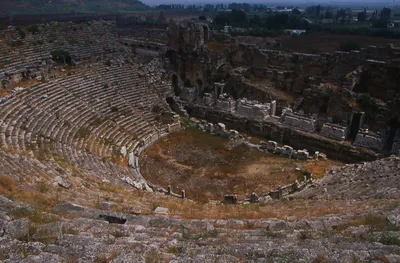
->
{"left": 271, "top": 100, "right": 277, "bottom": 116}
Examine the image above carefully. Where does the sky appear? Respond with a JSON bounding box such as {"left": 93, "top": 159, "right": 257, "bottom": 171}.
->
{"left": 141, "top": 0, "right": 395, "bottom": 7}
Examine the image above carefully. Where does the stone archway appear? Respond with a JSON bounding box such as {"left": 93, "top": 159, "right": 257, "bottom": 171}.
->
{"left": 172, "top": 74, "right": 179, "bottom": 96}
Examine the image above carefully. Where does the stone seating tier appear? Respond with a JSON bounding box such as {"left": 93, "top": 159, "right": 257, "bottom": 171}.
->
{"left": 0, "top": 61, "right": 171, "bottom": 180}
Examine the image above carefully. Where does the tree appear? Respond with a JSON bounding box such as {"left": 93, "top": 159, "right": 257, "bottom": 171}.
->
{"left": 325, "top": 10, "right": 334, "bottom": 19}
{"left": 336, "top": 8, "right": 347, "bottom": 22}
{"left": 381, "top": 7, "right": 391, "bottom": 21}
{"left": 249, "top": 15, "right": 262, "bottom": 27}
{"left": 51, "top": 50, "right": 72, "bottom": 65}
{"left": 213, "top": 9, "right": 247, "bottom": 26}
{"left": 372, "top": 19, "right": 388, "bottom": 28}
{"left": 357, "top": 10, "right": 367, "bottom": 22}
{"left": 292, "top": 8, "right": 301, "bottom": 15}
{"left": 230, "top": 9, "right": 247, "bottom": 24}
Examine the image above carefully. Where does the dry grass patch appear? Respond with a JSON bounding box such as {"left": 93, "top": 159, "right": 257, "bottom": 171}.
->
{"left": 0, "top": 89, "right": 11, "bottom": 97}
{"left": 0, "top": 175, "right": 16, "bottom": 195}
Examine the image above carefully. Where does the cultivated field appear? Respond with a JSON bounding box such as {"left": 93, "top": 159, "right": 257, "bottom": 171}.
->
{"left": 278, "top": 33, "right": 400, "bottom": 53}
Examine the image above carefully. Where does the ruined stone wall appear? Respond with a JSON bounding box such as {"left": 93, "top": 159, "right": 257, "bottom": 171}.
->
{"left": 223, "top": 77, "right": 276, "bottom": 103}
{"left": 166, "top": 23, "right": 400, "bottom": 142}
{"left": 353, "top": 129, "right": 387, "bottom": 151}
{"left": 188, "top": 104, "right": 377, "bottom": 162}
{"left": 280, "top": 111, "right": 316, "bottom": 133}
{"left": 361, "top": 60, "right": 400, "bottom": 101}
{"left": 321, "top": 123, "right": 348, "bottom": 141}
{"left": 168, "top": 19, "right": 210, "bottom": 52}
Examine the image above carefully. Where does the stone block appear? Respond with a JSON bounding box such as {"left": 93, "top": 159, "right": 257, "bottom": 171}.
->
{"left": 215, "top": 123, "right": 227, "bottom": 137}
{"left": 206, "top": 123, "right": 214, "bottom": 133}
{"left": 120, "top": 146, "right": 127, "bottom": 157}
{"left": 267, "top": 141, "right": 278, "bottom": 152}
{"left": 153, "top": 207, "right": 169, "bottom": 217}
{"left": 353, "top": 131, "right": 385, "bottom": 151}
{"left": 297, "top": 150, "right": 309, "bottom": 160}
{"left": 282, "top": 145, "right": 293, "bottom": 157}
{"left": 321, "top": 123, "right": 347, "bottom": 141}
{"left": 228, "top": 129, "right": 239, "bottom": 139}
{"left": 128, "top": 152, "right": 135, "bottom": 167}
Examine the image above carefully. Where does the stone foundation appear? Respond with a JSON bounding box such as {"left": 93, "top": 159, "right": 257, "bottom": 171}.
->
{"left": 353, "top": 129, "right": 386, "bottom": 151}
{"left": 280, "top": 110, "right": 316, "bottom": 133}
{"left": 321, "top": 123, "right": 348, "bottom": 141}
{"left": 188, "top": 104, "right": 378, "bottom": 163}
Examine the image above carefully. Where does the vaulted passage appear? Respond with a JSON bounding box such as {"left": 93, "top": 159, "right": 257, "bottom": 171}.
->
{"left": 349, "top": 113, "right": 363, "bottom": 141}
{"left": 386, "top": 117, "right": 400, "bottom": 150}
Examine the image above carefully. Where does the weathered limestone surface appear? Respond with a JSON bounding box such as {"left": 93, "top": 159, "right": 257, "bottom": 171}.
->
{"left": 321, "top": 123, "right": 348, "bottom": 141}
{"left": 280, "top": 111, "right": 316, "bottom": 133}
{"left": 236, "top": 98, "right": 273, "bottom": 120}
{"left": 353, "top": 129, "right": 386, "bottom": 151}
{"left": 215, "top": 93, "right": 236, "bottom": 112}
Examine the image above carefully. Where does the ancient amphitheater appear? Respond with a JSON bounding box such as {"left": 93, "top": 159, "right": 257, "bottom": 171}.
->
{"left": 0, "top": 19, "right": 399, "bottom": 263}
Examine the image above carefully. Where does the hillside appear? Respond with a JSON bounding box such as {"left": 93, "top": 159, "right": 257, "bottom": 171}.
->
{"left": 1, "top": 0, "right": 149, "bottom": 15}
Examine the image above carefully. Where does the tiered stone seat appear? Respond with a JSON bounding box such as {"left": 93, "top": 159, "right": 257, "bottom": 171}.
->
{"left": 0, "top": 61, "right": 171, "bottom": 181}
{"left": 294, "top": 156, "right": 400, "bottom": 200}
{"left": 0, "top": 21, "right": 118, "bottom": 89}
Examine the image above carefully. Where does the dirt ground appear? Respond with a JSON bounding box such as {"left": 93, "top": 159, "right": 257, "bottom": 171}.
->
{"left": 140, "top": 128, "right": 342, "bottom": 201}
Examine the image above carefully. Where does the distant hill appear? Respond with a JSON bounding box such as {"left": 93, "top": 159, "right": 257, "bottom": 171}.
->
{"left": 1, "top": 0, "right": 149, "bottom": 15}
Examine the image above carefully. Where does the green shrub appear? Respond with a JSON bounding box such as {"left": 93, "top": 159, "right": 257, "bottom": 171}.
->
{"left": 213, "top": 71, "right": 225, "bottom": 82}
{"left": 358, "top": 93, "right": 378, "bottom": 110}
{"left": 51, "top": 50, "right": 72, "bottom": 65}
{"left": 75, "top": 127, "right": 90, "bottom": 138}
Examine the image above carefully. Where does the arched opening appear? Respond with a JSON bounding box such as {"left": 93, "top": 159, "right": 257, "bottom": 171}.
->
{"left": 166, "top": 97, "right": 174, "bottom": 111}
{"left": 184, "top": 106, "right": 192, "bottom": 116}
{"left": 353, "top": 70, "right": 369, "bottom": 93}
{"left": 319, "top": 97, "right": 329, "bottom": 113}
{"left": 172, "top": 74, "right": 179, "bottom": 96}
{"left": 197, "top": 79, "right": 203, "bottom": 88}
{"left": 203, "top": 26, "right": 209, "bottom": 43}
{"left": 349, "top": 112, "right": 363, "bottom": 141}
{"left": 166, "top": 50, "right": 177, "bottom": 65}
{"left": 386, "top": 116, "right": 400, "bottom": 150}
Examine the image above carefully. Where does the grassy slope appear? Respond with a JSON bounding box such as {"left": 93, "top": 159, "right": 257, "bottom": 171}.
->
{"left": 2, "top": 0, "right": 149, "bottom": 15}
